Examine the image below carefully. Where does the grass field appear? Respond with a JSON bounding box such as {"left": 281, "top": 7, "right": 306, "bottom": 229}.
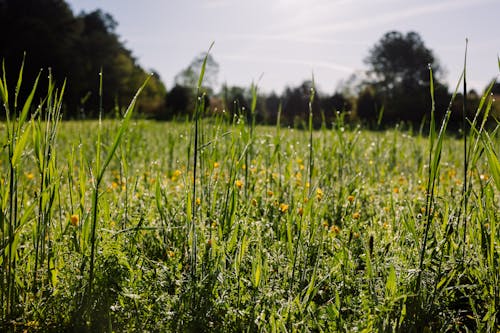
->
{"left": 0, "top": 66, "right": 499, "bottom": 332}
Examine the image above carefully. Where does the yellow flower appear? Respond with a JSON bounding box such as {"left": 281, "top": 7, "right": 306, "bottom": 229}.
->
{"left": 393, "top": 187, "right": 399, "bottom": 194}
{"left": 213, "top": 162, "right": 220, "bottom": 168}
{"left": 195, "top": 197, "right": 201, "bottom": 205}
{"left": 171, "top": 169, "right": 182, "bottom": 181}
{"left": 347, "top": 195, "right": 355, "bottom": 203}
{"left": 279, "top": 203, "right": 289, "bottom": 213}
{"left": 352, "top": 212, "right": 360, "bottom": 220}
{"left": 316, "top": 188, "right": 324, "bottom": 201}
{"left": 235, "top": 180, "right": 243, "bottom": 189}
{"left": 70, "top": 214, "right": 79, "bottom": 226}
{"left": 26, "top": 172, "right": 35, "bottom": 180}
{"left": 267, "top": 190, "right": 273, "bottom": 197}
{"left": 330, "top": 225, "right": 340, "bottom": 234}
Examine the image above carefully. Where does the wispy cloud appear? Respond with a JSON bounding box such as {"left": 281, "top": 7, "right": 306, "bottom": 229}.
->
{"left": 220, "top": 54, "right": 355, "bottom": 73}
{"left": 201, "top": 0, "right": 233, "bottom": 9}
{"left": 222, "top": 33, "right": 369, "bottom": 46}
{"left": 299, "top": 0, "right": 495, "bottom": 36}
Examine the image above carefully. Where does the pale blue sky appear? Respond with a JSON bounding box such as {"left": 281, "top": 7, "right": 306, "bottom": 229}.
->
{"left": 67, "top": 0, "right": 499, "bottom": 94}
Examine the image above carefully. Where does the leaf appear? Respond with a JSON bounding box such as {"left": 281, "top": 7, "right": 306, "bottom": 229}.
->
{"left": 97, "top": 75, "right": 151, "bottom": 183}
{"left": 18, "top": 70, "right": 41, "bottom": 129}
{"left": 481, "top": 132, "right": 500, "bottom": 191}
{"left": 386, "top": 265, "right": 397, "bottom": 297}
{"left": 11, "top": 122, "right": 32, "bottom": 167}
{"left": 197, "top": 42, "right": 215, "bottom": 91}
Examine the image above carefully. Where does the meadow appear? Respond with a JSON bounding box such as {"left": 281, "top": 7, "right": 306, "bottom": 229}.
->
{"left": 0, "top": 64, "right": 499, "bottom": 332}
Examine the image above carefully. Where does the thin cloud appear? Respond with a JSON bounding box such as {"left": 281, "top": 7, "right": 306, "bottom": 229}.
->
{"left": 299, "top": 0, "right": 495, "bottom": 36}
{"left": 201, "top": 0, "right": 233, "bottom": 9}
{"left": 222, "top": 33, "right": 369, "bottom": 46}
{"left": 220, "top": 54, "right": 355, "bottom": 73}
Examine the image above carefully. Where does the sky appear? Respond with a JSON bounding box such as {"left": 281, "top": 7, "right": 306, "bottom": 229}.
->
{"left": 66, "top": 0, "right": 499, "bottom": 95}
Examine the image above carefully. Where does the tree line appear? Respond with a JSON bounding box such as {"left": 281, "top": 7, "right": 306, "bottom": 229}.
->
{"left": 1, "top": 0, "right": 498, "bottom": 127}
{"left": 0, "top": 0, "right": 166, "bottom": 118}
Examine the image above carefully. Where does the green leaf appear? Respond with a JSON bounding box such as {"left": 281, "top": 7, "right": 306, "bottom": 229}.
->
{"left": 197, "top": 42, "right": 215, "bottom": 91}
{"left": 11, "top": 123, "right": 31, "bottom": 167}
{"left": 481, "top": 132, "right": 500, "bottom": 191}
{"left": 97, "top": 75, "right": 151, "bottom": 183}
{"left": 18, "top": 70, "right": 41, "bottom": 130}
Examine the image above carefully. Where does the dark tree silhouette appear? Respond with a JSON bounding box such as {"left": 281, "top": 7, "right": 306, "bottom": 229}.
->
{"left": 0, "top": 0, "right": 166, "bottom": 118}
{"left": 363, "top": 31, "right": 449, "bottom": 124}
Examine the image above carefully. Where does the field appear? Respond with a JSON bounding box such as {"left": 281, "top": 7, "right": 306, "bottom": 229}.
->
{"left": 0, "top": 73, "right": 499, "bottom": 332}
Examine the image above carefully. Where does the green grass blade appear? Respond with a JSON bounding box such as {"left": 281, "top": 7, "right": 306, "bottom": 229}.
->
{"left": 11, "top": 122, "right": 31, "bottom": 167}
{"left": 196, "top": 42, "right": 215, "bottom": 91}
{"left": 97, "top": 75, "right": 151, "bottom": 182}
{"left": 18, "top": 70, "right": 41, "bottom": 129}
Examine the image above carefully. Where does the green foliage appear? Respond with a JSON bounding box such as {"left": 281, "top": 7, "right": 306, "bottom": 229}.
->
{"left": 0, "top": 0, "right": 166, "bottom": 118}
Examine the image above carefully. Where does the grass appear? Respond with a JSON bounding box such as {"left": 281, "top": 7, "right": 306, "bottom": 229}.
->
{"left": 0, "top": 58, "right": 499, "bottom": 332}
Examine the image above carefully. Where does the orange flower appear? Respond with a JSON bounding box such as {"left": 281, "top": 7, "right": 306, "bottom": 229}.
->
{"left": 352, "top": 212, "right": 360, "bottom": 220}
{"left": 347, "top": 195, "right": 355, "bottom": 203}
{"left": 70, "top": 214, "right": 79, "bottom": 226}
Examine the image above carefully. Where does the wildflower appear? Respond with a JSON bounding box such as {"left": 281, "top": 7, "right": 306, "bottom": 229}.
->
{"left": 297, "top": 207, "right": 303, "bottom": 216}
{"left": 235, "top": 179, "right": 243, "bottom": 189}
{"left": 347, "top": 195, "right": 355, "bottom": 203}
{"left": 393, "top": 187, "right": 399, "bottom": 193}
{"left": 70, "top": 214, "right": 79, "bottom": 226}
{"left": 352, "top": 212, "right": 360, "bottom": 219}
{"left": 213, "top": 162, "right": 220, "bottom": 168}
{"left": 26, "top": 172, "right": 35, "bottom": 180}
{"left": 167, "top": 250, "right": 175, "bottom": 258}
{"left": 196, "top": 197, "right": 201, "bottom": 205}
{"left": 251, "top": 198, "right": 258, "bottom": 207}
{"left": 383, "top": 222, "right": 390, "bottom": 229}
{"left": 322, "top": 220, "right": 329, "bottom": 229}
{"left": 279, "top": 203, "right": 289, "bottom": 213}
{"left": 479, "top": 174, "right": 488, "bottom": 181}
{"left": 316, "top": 188, "right": 324, "bottom": 201}
{"left": 267, "top": 190, "right": 273, "bottom": 197}
{"left": 207, "top": 239, "right": 213, "bottom": 247}
{"left": 330, "top": 225, "right": 340, "bottom": 234}
{"left": 111, "top": 181, "right": 119, "bottom": 190}
{"left": 171, "top": 169, "right": 182, "bottom": 181}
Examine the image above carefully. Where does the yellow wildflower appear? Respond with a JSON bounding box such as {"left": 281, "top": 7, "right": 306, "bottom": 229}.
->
{"left": 279, "top": 203, "right": 289, "bottom": 213}
{"left": 316, "top": 188, "right": 324, "bottom": 201}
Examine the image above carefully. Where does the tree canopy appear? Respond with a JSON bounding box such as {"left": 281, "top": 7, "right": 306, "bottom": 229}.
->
{"left": 0, "top": 0, "right": 166, "bottom": 118}
{"left": 361, "top": 31, "right": 449, "bottom": 125}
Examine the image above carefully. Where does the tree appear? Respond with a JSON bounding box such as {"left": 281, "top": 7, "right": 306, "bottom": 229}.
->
{"left": 174, "top": 52, "right": 219, "bottom": 93}
{"left": 0, "top": 1, "right": 166, "bottom": 118}
{"left": 363, "top": 31, "right": 448, "bottom": 124}
{"left": 165, "top": 84, "right": 192, "bottom": 119}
